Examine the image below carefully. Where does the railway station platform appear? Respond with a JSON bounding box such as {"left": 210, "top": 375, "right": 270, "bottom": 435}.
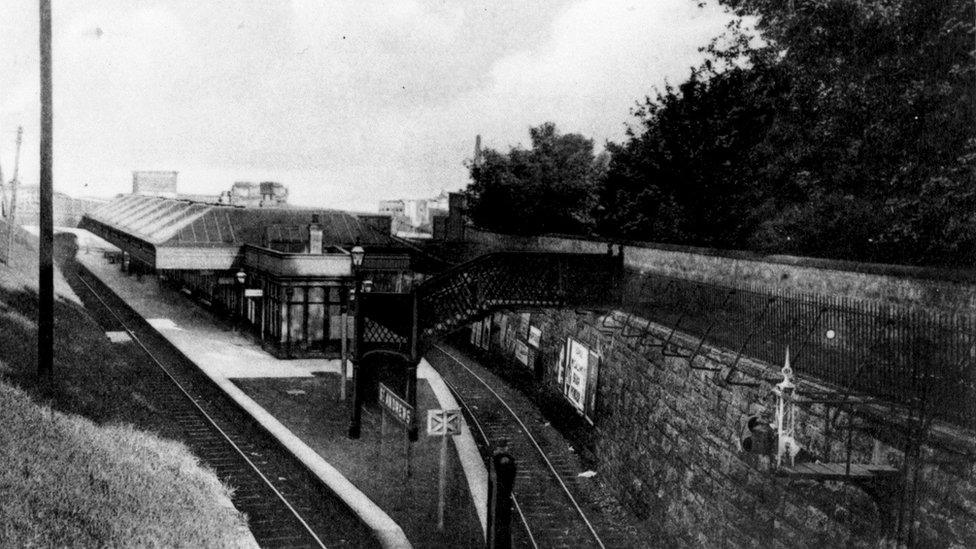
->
{"left": 76, "top": 250, "right": 485, "bottom": 547}
{"left": 76, "top": 243, "right": 645, "bottom": 547}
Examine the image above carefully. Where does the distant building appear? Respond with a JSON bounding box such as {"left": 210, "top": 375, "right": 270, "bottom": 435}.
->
{"left": 132, "top": 171, "right": 178, "bottom": 198}
{"left": 432, "top": 192, "right": 466, "bottom": 241}
{"left": 220, "top": 181, "right": 288, "bottom": 207}
{"left": 428, "top": 190, "right": 450, "bottom": 218}
{"left": 403, "top": 199, "right": 429, "bottom": 228}
{"left": 10, "top": 186, "right": 107, "bottom": 227}
{"left": 377, "top": 190, "right": 452, "bottom": 234}
{"left": 378, "top": 199, "right": 405, "bottom": 218}
{"left": 130, "top": 172, "right": 288, "bottom": 208}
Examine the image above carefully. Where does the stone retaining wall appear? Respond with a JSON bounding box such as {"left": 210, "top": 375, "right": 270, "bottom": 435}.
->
{"left": 464, "top": 227, "right": 976, "bottom": 312}
{"left": 475, "top": 308, "right": 976, "bottom": 547}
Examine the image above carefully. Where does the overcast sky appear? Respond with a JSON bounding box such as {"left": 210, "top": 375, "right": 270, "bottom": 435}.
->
{"left": 1, "top": 1, "right": 736, "bottom": 211}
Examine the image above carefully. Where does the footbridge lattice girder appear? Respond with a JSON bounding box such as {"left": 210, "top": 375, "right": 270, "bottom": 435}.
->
{"left": 355, "top": 251, "right": 624, "bottom": 359}
{"left": 415, "top": 251, "right": 623, "bottom": 338}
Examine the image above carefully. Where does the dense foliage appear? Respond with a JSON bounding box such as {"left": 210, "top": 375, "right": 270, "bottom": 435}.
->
{"left": 466, "top": 123, "right": 606, "bottom": 235}
{"left": 466, "top": 0, "right": 975, "bottom": 266}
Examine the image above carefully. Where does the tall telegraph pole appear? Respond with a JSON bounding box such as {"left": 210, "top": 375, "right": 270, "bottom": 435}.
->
{"left": 38, "top": 0, "right": 54, "bottom": 377}
{"left": 5, "top": 127, "right": 23, "bottom": 265}
{"left": 0, "top": 127, "right": 5, "bottom": 221}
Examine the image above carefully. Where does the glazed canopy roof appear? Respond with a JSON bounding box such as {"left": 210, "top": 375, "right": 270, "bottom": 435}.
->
{"left": 85, "top": 194, "right": 396, "bottom": 248}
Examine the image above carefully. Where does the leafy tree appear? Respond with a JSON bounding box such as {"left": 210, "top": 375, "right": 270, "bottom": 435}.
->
{"left": 596, "top": 0, "right": 975, "bottom": 266}
{"left": 466, "top": 123, "right": 604, "bottom": 235}
{"left": 597, "top": 63, "right": 779, "bottom": 248}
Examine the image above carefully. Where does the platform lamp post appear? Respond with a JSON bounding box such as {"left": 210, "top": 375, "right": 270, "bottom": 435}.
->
{"left": 235, "top": 269, "right": 246, "bottom": 334}
{"left": 347, "top": 245, "right": 365, "bottom": 439}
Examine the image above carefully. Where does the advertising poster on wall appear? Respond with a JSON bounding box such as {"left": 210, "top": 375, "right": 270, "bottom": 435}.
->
{"left": 519, "top": 313, "right": 531, "bottom": 339}
{"left": 557, "top": 343, "right": 566, "bottom": 385}
{"left": 470, "top": 319, "right": 482, "bottom": 348}
{"left": 480, "top": 319, "right": 491, "bottom": 350}
{"left": 565, "top": 338, "right": 590, "bottom": 412}
{"left": 559, "top": 337, "right": 600, "bottom": 421}
{"left": 528, "top": 325, "right": 542, "bottom": 348}
{"left": 515, "top": 340, "right": 530, "bottom": 366}
{"left": 498, "top": 314, "right": 508, "bottom": 348}
{"left": 503, "top": 320, "right": 516, "bottom": 352}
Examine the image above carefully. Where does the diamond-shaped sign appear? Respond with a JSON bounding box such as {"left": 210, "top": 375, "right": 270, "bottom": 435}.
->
{"left": 427, "top": 409, "right": 462, "bottom": 436}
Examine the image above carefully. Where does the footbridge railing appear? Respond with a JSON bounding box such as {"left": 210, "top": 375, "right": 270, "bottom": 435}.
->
{"left": 354, "top": 251, "right": 622, "bottom": 355}
{"left": 415, "top": 251, "right": 622, "bottom": 338}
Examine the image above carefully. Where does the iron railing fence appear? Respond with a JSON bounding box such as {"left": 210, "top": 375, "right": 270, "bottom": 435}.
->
{"left": 619, "top": 271, "right": 976, "bottom": 426}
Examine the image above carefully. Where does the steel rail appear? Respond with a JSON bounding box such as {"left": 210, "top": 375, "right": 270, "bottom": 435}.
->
{"left": 73, "top": 271, "right": 328, "bottom": 549}
{"left": 435, "top": 365, "right": 539, "bottom": 549}
{"left": 432, "top": 343, "right": 607, "bottom": 549}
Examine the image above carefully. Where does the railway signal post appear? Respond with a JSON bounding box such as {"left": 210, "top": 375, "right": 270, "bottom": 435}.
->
{"left": 428, "top": 408, "right": 462, "bottom": 531}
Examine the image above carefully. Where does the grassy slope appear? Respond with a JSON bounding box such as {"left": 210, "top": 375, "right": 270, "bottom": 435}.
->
{"left": 0, "top": 228, "right": 251, "bottom": 546}
{"left": 0, "top": 382, "right": 247, "bottom": 546}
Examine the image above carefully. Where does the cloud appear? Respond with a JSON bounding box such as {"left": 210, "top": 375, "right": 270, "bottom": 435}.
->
{"left": 468, "top": 0, "right": 735, "bottom": 146}
{"left": 0, "top": 0, "right": 737, "bottom": 210}
{"left": 389, "top": 0, "right": 736, "bottom": 203}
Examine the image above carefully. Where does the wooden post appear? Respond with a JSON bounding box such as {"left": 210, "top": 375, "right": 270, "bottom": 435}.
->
{"left": 340, "top": 310, "right": 348, "bottom": 400}
{"left": 404, "top": 427, "right": 412, "bottom": 478}
{"left": 407, "top": 291, "right": 419, "bottom": 441}
{"left": 38, "top": 1, "right": 54, "bottom": 378}
{"left": 437, "top": 432, "right": 449, "bottom": 531}
{"left": 378, "top": 407, "right": 386, "bottom": 459}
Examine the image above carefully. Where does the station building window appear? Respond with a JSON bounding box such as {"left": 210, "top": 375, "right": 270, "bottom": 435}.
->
{"left": 265, "top": 282, "right": 348, "bottom": 356}
{"left": 266, "top": 279, "right": 281, "bottom": 343}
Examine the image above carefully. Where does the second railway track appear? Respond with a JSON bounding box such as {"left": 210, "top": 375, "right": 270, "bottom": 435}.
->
{"left": 68, "top": 262, "right": 378, "bottom": 549}
{"left": 428, "top": 343, "right": 619, "bottom": 549}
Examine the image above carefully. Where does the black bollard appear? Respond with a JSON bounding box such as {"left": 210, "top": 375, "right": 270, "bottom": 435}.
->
{"left": 487, "top": 452, "right": 516, "bottom": 549}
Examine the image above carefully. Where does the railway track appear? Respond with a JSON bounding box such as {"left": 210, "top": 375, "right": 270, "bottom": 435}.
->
{"left": 68, "top": 263, "right": 377, "bottom": 549}
{"left": 428, "top": 344, "right": 619, "bottom": 549}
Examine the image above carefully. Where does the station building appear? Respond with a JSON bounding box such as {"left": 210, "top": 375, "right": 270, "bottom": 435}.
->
{"left": 80, "top": 194, "right": 419, "bottom": 358}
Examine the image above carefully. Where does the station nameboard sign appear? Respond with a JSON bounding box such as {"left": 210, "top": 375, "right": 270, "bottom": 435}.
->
{"left": 378, "top": 383, "right": 413, "bottom": 426}
{"left": 244, "top": 289, "right": 263, "bottom": 298}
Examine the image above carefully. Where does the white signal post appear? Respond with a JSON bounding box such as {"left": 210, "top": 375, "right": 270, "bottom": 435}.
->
{"left": 427, "top": 409, "right": 462, "bottom": 531}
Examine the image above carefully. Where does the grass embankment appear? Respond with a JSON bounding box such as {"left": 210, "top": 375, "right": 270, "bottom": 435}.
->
{"left": 0, "top": 382, "right": 246, "bottom": 546}
{"left": 0, "top": 227, "right": 252, "bottom": 546}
